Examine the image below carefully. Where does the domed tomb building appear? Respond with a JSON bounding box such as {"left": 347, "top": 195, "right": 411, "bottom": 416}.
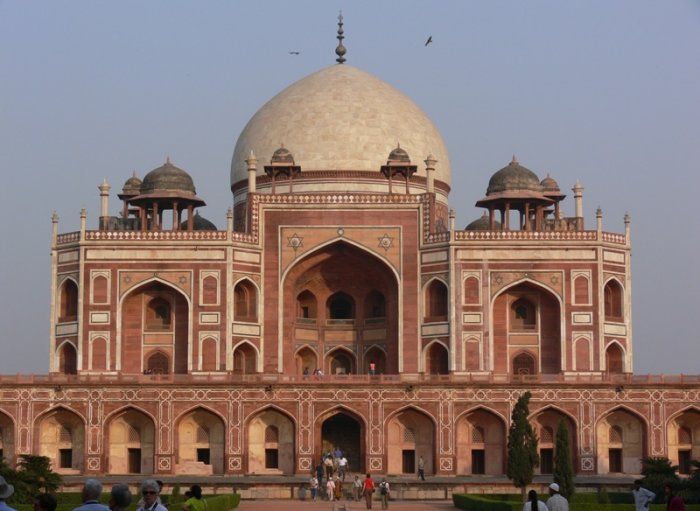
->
{"left": 0, "top": 20, "right": 698, "bottom": 487}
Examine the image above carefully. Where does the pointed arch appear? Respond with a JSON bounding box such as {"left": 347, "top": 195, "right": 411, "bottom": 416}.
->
{"left": 605, "top": 340, "right": 626, "bottom": 373}
{"left": 175, "top": 406, "right": 225, "bottom": 474}
{"left": 246, "top": 406, "right": 296, "bottom": 474}
{"left": 34, "top": 406, "right": 86, "bottom": 473}
{"left": 512, "top": 350, "right": 536, "bottom": 375}
{"left": 423, "top": 277, "right": 448, "bottom": 322}
{"left": 58, "top": 277, "right": 79, "bottom": 323}
{"left": 294, "top": 345, "right": 319, "bottom": 376}
{"left": 364, "top": 344, "right": 388, "bottom": 375}
{"left": 105, "top": 406, "right": 156, "bottom": 474}
{"left": 423, "top": 339, "right": 449, "bottom": 375}
{"left": 491, "top": 278, "right": 563, "bottom": 375}
{"left": 454, "top": 406, "right": 507, "bottom": 475}
{"left": 234, "top": 277, "right": 259, "bottom": 322}
{"left": 326, "top": 346, "right": 356, "bottom": 375}
{"left": 56, "top": 340, "right": 78, "bottom": 375}
{"left": 281, "top": 239, "right": 401, "bottom": 375}
{"left": 232, "top": 339, "right": 258, "bottom": 375}
{"left": 604, "top": 277, "right": 624, "bottom": 321}
{"left": 118, "top": 278, "right": 191, "bottom": 374}
{"left": 316, "top": 405, "right": 367, "bottom": 474}
{"left": 596, "top": 406, "right": 647, "bottom": 474}
{"left": 666, "top": 406, "right": 700, "bottom": 474}
{"left": 385, "top": 406, "right": 436, "bottom": 475}
{"left": 530, "top": 405, "right": 579, "bottom": 475}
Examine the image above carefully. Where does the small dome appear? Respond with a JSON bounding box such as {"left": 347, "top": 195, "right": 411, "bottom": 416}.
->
{"left": 181, "top": 212, "right": 217, "bottom": 231}
{"left": 486, "top": 157, "right": 542, "bottom": 195}
{"left": 141, "top": 159, "right": 196, "bottom": 195}
{"left": 387, "top": 145, "right": 411, "bottom": 163}
{"left": 540, "top": 174, "right": 560, "bottom": 193}
{"left": 270, "top": 146, "right": 295, "bottom": 165}
{"left": 121, "top": 173, "right": 142, "bottom": 196}
{"left": 466, "top": 212, "right": 501, "bottom": 231}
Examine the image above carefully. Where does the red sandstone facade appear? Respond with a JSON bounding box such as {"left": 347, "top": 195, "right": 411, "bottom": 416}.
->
{"left": 0, "top": 61, "right": 698, "bottom": 480}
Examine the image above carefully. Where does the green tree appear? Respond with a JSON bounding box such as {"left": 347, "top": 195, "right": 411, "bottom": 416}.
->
{"left": 553, "top": 419, "right": 575, "bottom": 499}
{"left": 15, "top": 455, "right": 62, "bottom": 500}
{"left": 640, "top": 456, "right": 679, "bottom": 503}
{"left": 506, "top": 391, "right": 539, "bottom": 500}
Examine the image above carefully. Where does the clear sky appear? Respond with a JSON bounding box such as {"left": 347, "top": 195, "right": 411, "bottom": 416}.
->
{"left": 1, "top": 1, "right": 698, "bottom": 374}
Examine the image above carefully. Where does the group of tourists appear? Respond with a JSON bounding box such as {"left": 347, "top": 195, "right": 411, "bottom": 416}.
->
{"left": 0, "top": 477, "right": 208, "bottom": 511}
{"left": 523, "top": 480, "right": 686, "bottom": 511}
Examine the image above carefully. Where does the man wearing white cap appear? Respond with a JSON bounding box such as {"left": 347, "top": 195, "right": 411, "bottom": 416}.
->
{"left": 0, "top": 476, "right": 17, "bottom": 511}
{"left": 546, "top": 483, "right": 569, "bottom": 511}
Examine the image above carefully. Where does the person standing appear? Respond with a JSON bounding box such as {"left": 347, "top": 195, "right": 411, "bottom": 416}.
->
{"left": 362, "top": 473, "right": 375, "bottom": 509}
{"left": 353, "top": 475, "right": 363, "bottom": 502}
{"left": 108, "top": 485, "right": 132, "bottom": 511}
{"left": 182, "top": 485, "right": 206, "bottom": 511}
{"left": 333, "top": 476, "right": 343, "bottom": 501}
{"left": 338, "top": 455, "right": 349, "bottom": 481}
{"left": 546, "top": 483, "right": 569, "bottom": 511}
{"left": 316, "top": 460, "right": 325, "bottom": 486}
{"left": 324, "top": 454, "right": 335, "bottom": 481}
{"left": 0, "top": 477, "right": 17, "bottom": 511}
{"left": 417, "top": 456, "right": 426, "bottom": 481}
{"left": 137, "top": 480, "right": 167, "bottom": 511}
{"left": 325, "top": 477, "right": 335, "bottom": 502}
{"left": 73, "top": 479, "right": 110, "bottom": 511}
{"left": 309, "top": 474, "right": 319, "bottom": 502}
{"left": 523, "top": 490, "right": 547, "bottom": 511}
{"left": 664, "top": 484, "right": 685, "bottom": 511}
{"left": 632, "top": 480, "right": 655, "bottom": 511}
{"left": 378, "top": 478, "right": 390, "bottom": 509}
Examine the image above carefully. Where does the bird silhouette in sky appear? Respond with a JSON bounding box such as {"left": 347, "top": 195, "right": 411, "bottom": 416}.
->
{"left": 425, "top": 36, "right": 433, "bottom": 46}
{"left": 289, "top": 51, "right": 301, "bottom": 55}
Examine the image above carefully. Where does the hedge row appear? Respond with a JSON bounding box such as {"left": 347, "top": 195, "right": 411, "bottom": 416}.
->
{"left": 453, "top": 494, "right": 700, "bottom": 511}
{"left": 15, "top": 493, "right": 240, "bottom": 511}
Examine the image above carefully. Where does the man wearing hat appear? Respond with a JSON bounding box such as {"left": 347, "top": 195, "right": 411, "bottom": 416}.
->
{"left": 0, "top": 476, "right": 17, "bottom": 511}
{"left": 546, "top": 483, "right": 569, "bottom": 511}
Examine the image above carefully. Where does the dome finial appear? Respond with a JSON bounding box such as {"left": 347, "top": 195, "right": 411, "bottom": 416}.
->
{"left": 335, "top": 11, "right": 347, "bottom": 64}
{"left": 511, "top": 154, "right": 518, "bottom": 164}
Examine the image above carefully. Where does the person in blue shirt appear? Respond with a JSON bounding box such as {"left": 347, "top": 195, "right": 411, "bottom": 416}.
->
{"left": 0, "top": 476, "right": 17, "bottom": 511}
{"left": 73, "top": 480, "right": 109, "bottom": 511}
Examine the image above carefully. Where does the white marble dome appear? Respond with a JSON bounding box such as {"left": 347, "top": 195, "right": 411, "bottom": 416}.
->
{"left": 231, "top": 64, "right": 451, "bottom": 190}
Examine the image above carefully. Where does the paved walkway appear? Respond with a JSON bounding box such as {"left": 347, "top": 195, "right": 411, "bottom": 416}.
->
{"left": 237, "top": 500, "right": 456, "bottom": 511}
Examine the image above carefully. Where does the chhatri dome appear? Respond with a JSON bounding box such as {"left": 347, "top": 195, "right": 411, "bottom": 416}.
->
{"left": 231, "top": 30, "right": 451, "bottom": 202}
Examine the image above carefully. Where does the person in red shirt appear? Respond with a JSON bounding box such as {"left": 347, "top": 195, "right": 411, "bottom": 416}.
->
{"left": 362, "top": 473, "right": 375, "bottom": 509}
{"left": 664, "top": 484, "right": 685, "bottom": 511}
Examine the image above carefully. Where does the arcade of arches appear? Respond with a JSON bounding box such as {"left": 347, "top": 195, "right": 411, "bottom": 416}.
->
{"left": 12, "top": 402, "right": 699, "bottom": 476}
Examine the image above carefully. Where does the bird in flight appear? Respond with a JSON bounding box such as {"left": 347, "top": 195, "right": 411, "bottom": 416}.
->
{"left": 425, "top": 36, "right": 433, "bottom": 46}
{"left": 289, "top": 51, "right": 301, "bottom": 55}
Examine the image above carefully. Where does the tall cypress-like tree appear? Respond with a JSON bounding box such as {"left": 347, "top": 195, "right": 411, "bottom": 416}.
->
{"left": 553, "top": 419, "right": 575, "bottom": 499}
{"left": 506, "top": 391, "right": 539, "bottom": 499}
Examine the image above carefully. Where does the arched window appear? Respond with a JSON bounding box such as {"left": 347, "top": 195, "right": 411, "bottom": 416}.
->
{"left": 513, "top": 352, "right": 536, "bottom": 375}
{"left": 424, "top": 280, "right": 448, "bottom": 322}
{"left": 604, "top": 280, "right": 624, "bottom": 321}
{"left": 264, "top": 426, "right": 279, "bottom": 469}
{"left": 328, "top": 292, "right": 354, "bottom": 320}
{"left": 145, "top": 297, "right": 172, "bottom": 330}
{"left": 364, "top": 290, "right": 386, "bottom": 320}
{"left": 296, "top": 290, "right": 317, "bottom": 320}
{"left": 59, "top": 280, "right": 79, "bottom": 322}
{"left": 330, "top": 351, "right": 353, "bottom": 375}
{"left": 234, "top": 280, "right": 258, "bottom": 322}
{"left": 146, "top": 352, "right": 169, "bottom": 374}
{"left": 510, "top": 298, "right": 536, "bottom": 330}
{"left": 605, "top": 343, "right": 624, "bottom": 373}
{"left": 59, "top": 343, "right": 77, "bottom": 375}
